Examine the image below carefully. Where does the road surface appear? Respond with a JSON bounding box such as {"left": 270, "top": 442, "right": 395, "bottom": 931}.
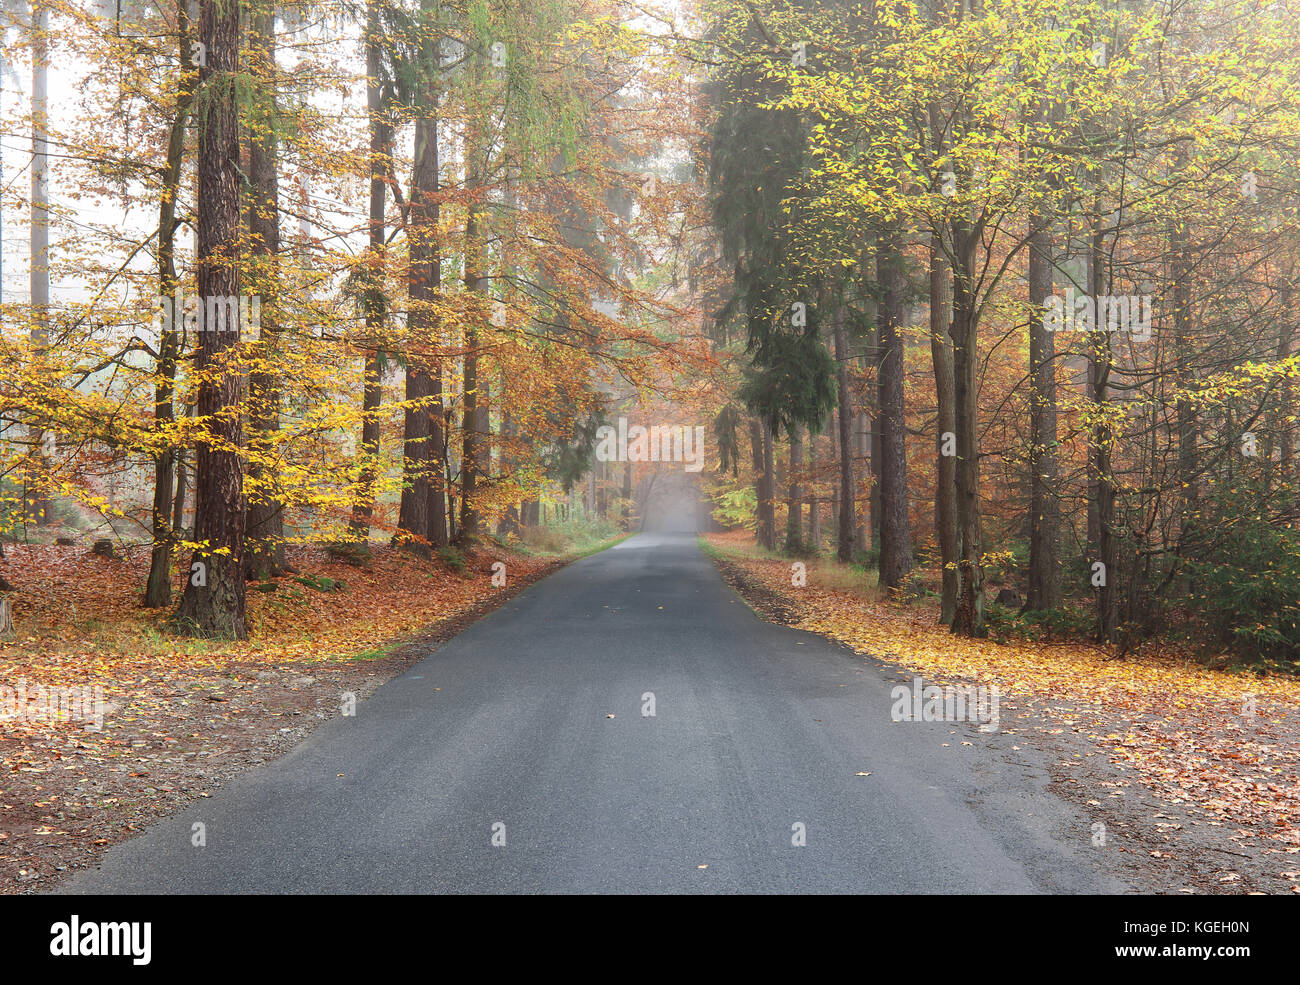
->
{"left": 58, "top": 533, "right": 1125, "bottom": 894}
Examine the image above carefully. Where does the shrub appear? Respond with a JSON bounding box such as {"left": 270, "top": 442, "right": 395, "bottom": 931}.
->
{"left": 985, "top": 601, "right": 1095, "bottom": 644}
{"left": 437, "top": 546, "right": 468, "bottom": 574}
{"left": 710, "top": 486, "right": 756, "bottom": 531}
{"left": 519, "top": 525, "right": 568, "bottom": 554}
{"left": 1183, "top": 486, "right": 1300, "bottom": 667}
{"left": 294, "top": 574, "right": 346, "bottom": 593}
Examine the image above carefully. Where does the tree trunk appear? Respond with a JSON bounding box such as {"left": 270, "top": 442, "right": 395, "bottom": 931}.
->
{"left": 833, "top": 305, "right": 856, "bottom": 562}
{"left": 749, "top": 418, "right": 766, "bottom": 546}
{"left": 397, "top": 378, "right": 435, "bottom": 555}
{"left": 807, "top": 430, "right": 821, "bottom": 550}
{"left": 1171, "top": 215, "right": 1198, "bottom": 544}
{"left": 397, "top": 27, "right": 447, "bottom": 554}
{"left": 244, "top": 4, "right": 285, "bottom": 580}
{"left": 950, "top": 218, "right": 985, "bottom": 637}
{"left": 172, "top": 444, "right": 188, "bottom": 538}
{"left": 350, "top": 0, "right": 388, "bottom": 539}
{"left": 498, "top": 402, "right": 522, "bottom": 537}
{"left": 28, "top": 0, "right": 50, "bottom": 526}
{"left": 145, "top": 2, "right": 195, "bottom": 608}
{"left": 877, "top": 231, "right": 912, "bottom": 590}
{"left": 860, "top": 410, "right": 874, "bottom": 553}
{"left": 761, "top": 421, "right": 777, "bottom": 550}
{"left": 1090, "top": 206, "right": 1118, "bottom": 643}
{"left": 459, "top": 50, "right": 488, "bottom": 547}
{"left": 173, "top": 0, "right": 246, "bottom": 640}
{"left": 1026, "top": 210, "right": 1060, "bottom": 611}
{"left": 784, "top": 427, "right": 803, "bottom": 552}
{"left": 930, "top": 232, "right": 958, "bottom": 623}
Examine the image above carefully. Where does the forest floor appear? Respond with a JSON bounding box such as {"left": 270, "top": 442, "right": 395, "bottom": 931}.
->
{"left": 702, "top": 530, "right": 1300, "bottom": 895}
{"left": 0, "top": 538, "right": 577, "bottom": 892}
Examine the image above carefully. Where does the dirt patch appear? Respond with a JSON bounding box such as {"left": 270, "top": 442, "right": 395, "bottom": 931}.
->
{"left": 711, "top": 552, "right": 804, "bottom": 626}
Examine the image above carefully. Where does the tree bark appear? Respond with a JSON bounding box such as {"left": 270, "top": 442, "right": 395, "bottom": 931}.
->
{"left": 1026, "top": 208, "right": 1060, "bottom": 611}
{"left": 1090, "top": 205, "right": 1118, "bottom": 642}
{"left": 397, "top": 18, "right": 447, "bottom": 553}
{"left": 27, "top": 0, "right": 51, "bottom": 526}
{"left": 145, "top": 2, "right": 195, "bottom": 607}
{"left": 877, "top": 230, "right": 912, "bottom": 590}
{"left": 459, "top": 48, "right": 488, "bottom": 546}
{"left": 244, "top": 3, "right": 285, "bottom": 580}
{"left": 350, "top": 0, "right": 389, "bottom": 539}
{"left": 950, "top": 216, "right": 985, "bottom": 637}
{"left": 930, "top": 232, "right": 958, "bottom": 623}
{"left": 173, "top": 0, "right": 246, "bottom": 640}
{"left": 749, "top": 418, "right": 765, "bottom": 546}
{"left": 760, "top": 421, "right": 776, "bottom": 550}
{"left": 833, "top": 305, "right": 856, "bottom": 562}
{"left": 784, "top": 427, "right": 803, "bottom": 552}
{"left": 859, "top": 410, "right": 873, "bottom": 553}
{"left": 807, "top": 430, "right": 821, "bottom": 550}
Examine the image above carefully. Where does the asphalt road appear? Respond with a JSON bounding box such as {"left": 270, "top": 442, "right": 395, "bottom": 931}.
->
{"left": 58, "top": 532, "right": 1126, "bottom": 894}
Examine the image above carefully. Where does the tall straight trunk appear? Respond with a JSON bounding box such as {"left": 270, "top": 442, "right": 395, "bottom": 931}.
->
{"left": 397, "top": 12, "right": 447, "bottom": 552}
{"left": 459, "top": 47, "right": 488, "bottom": 546}
{"left": 145, "top": 2, "right": 195, "bottom": 607}
{"left": 415, "top": 104, "right": 448, "bottom": 549}
{"left": 174, "top": 0, "right": 246, "bottom": 640}
{"left": 397, "top": 117, "right": 446, "bottom": 552}
{"left": 829, "top": 432, "right": 839, "bottom": 545}
{"left": 244, "top": 4, "right": 285, "bottom": 580}
{"left": 859, "top": 410, "right": 873, "bottom": 552}
{"left": 1090, "top": 206, "right": 1118, "bottom": 642}
{"left": 949, "top": 219, "right": 985, "bottom": 637}
{"left": 498, "top": 402, "right": 522, "bottom": 537}
{"left": 784, "top": 428, "right": 803, "bottom": 552}
{"left": 761, "top": 422, "right": 776, "bottom": 550}
{"left": 351, "top": 0, "right": 388, "bottom": 538}
{"left": 172, "top": 428, "right": 188, "bottom": 536}
{"left": 1171, "top": 215, "right": 1197, "bottom": 542}
{"left": 397, "top": 369, "right": 434, "bottom": 553}
{"left": 460, "top": 248, "right": 483, "bottom": 544}
{"left": 1085, "top": 222, "right": 1101, "bottom": 554}
{"left": 877, "top": 231, "right": 911, "bottom": 590}
{"left": 807, "top": 430, "right": 821, "bottom": 549}
{"left": 930, "top": 232, "right": 958, "bottom": 623}
{"left": 749, "top": 418, "right": 765, "bottom": 545}
{"left": 1026, "top": 212, "right": 1060, "bottom": 611}
{"left": 475, "top": 377, "right": 490, "bottom": 496}
{"left": 832, "top": 305, "right": 856, "bottom": 561}
{"left": 470, "top": 371, "right": 491, "bottom": 523}
{"left": 28, "top": 0, "right": 50, "bottom": 525}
